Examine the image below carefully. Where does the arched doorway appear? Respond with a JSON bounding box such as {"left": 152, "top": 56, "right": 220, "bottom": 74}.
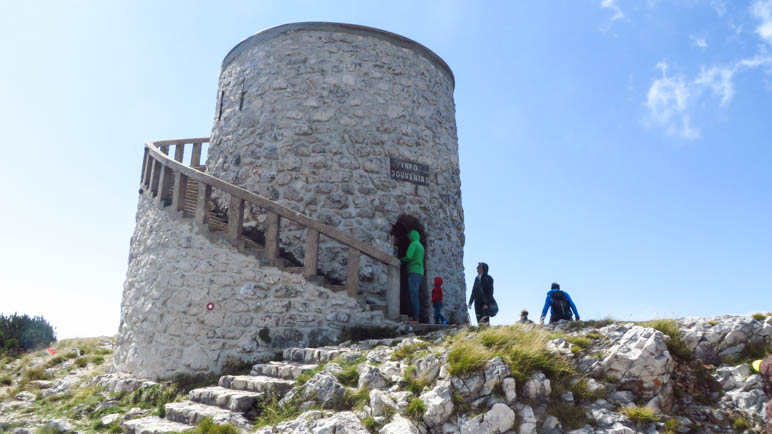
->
{"left": 391, "top": 216, "right": 429, "bottom": 323}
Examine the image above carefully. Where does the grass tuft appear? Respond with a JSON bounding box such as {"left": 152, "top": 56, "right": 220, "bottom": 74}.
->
{"left": 731, "top": 415, "right": 750, "bottom": 431}
{"left": 391, "top": 341, "right": 429, "bottom": 361}
{"left": 253, "top": 390, "right": 308, "bottom": 429}
{"left": 752, "top": 313, "right": 766, "bottom": 321}
{"left": 405, "top": 397, "right": 426, "bottom": 420}
{"left": 547, "top": 402, "right": 588, "bottom": 429}
{"left": 621, "top": 406, "right": 660, "bottom": 425}
{"left": 190, "top": 417, "right": 240, "bottom": 434}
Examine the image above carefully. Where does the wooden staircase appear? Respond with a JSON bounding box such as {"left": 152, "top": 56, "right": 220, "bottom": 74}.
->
{"left": 140, "top": 138, "right": 400, "bottom": 312}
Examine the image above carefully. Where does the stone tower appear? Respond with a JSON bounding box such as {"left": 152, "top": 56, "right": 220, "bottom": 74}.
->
{"left": 115, "top": 22, "right": 466, "bottom": 379}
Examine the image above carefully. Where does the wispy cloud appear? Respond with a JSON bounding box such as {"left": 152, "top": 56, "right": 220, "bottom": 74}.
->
{"left": 690, "top": 35, "right": 708, "bottom": 49}
{"left": 752, "top": 0, "right": 772, "bottom": 45}
{"left": 601, "top": 0, "right": 625, "bottom": 21}
{"left": 710, "top": 0, "right": 728, "bottom": 17}
{"left": 645, "top": 56, "right": 772, "bottom": 139}
{"left": 645, "top": 63, "right": 699, "bottom": 140}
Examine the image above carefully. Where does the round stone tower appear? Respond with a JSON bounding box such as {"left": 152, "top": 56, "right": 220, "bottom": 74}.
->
{"left": 207, "top": 22, "right": 466, "bottom": 324}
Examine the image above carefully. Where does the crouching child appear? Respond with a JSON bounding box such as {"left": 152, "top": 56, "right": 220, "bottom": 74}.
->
{"left": 432, "top": 276, "right": 448, "bottom": 325}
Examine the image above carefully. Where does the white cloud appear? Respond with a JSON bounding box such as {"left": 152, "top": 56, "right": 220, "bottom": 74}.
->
{"left": 694, "top": 66, "right": 734, "bottom": 104}
{"left": 752, "top": 0, "right": 772, "bottom": 45}
{"left": 645, "top": 63, "right": 699, "bottom": 140}
{"left": 601, "top": 0, "right": 625, "bottom": 21}
{"left": 711, "top": 0, "right": 728, "bottom": 17}
{"left": 690, "top": 35, "right": 708, "bottom": 49}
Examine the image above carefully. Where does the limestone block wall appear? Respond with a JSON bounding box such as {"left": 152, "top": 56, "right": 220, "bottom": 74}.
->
{"left": 206, "top": 23, "right": 467, "bottom": 322}
{"left": 114, "top": 196, "right": 394, "bottom": 380}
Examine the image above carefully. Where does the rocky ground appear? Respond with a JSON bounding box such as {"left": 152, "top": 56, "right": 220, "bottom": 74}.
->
{"left": 0, "top": 314, "right": 770, "bottom": 433}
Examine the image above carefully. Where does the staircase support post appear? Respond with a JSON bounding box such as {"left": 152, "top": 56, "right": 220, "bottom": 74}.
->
{"left": 191, "top": 142, "right": 202, "bottom": 167}
{"left": 172, "top": 172, "right": 188, "bottom": 213}
{"left": 346, "top": 247, "right": 360, "bottom": 298}
{"left": 227, "top": 195, "right": 245, "bottom": 246}
{"left": 140, "top": 147, "right": 149, "bottom": 186}
{"left": 156, "top": 165, "right": 173, "bottom": 207}
{"left": 265, "top": 212, "right": 280, "bottom": 260}
{"left": 387, "top": 264, "right": 400, "bottom": 320}
{"left": 149, "top": 160, "right": 161, "bottom": 197}
{"left": 303, "top": 228, "right": 319, "bottom": 278}
{"left": 195, "top": 183, "right": 212, "bottom": 226}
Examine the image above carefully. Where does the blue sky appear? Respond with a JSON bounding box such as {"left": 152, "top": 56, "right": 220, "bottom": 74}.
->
{"left": 1, "top": 1, "right": 770, "bottom": 338}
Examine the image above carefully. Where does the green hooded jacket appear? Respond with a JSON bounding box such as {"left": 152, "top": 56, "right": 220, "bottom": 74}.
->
{"left": 401, "top": 230, "right": 425, "bottom": 275}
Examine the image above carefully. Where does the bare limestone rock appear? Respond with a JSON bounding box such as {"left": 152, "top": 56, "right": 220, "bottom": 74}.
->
{"left": 522, "top": 372, "right": 551, "bottom": 402}
{"left": 282, "top": 372, "right": 345, "bottom": 409}
{"left": 420, "top": 380, "right": 454, "bottom": 427}
{"left": 482, "top": 357, "right": 511, "bottom": 396}
{"left": 369, "top": 389, "right": 398, "bottom": 417}
{"left": 358, "top": 364, "right": 387, "bottom": 390}
{"left": 596, "top": 325, "right": 674, "bottom": 404}
{"left": 379, "top": 414, "right": 419, "bottom": 434}
{"left": 411, "top": 353, "right": 441, "bottom": 384}
{"left": 460, "top": 403, "right": 515, "bottom": 434}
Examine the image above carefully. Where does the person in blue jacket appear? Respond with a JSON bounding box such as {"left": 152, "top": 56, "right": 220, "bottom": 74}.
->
{"left": 540, "top": 283, "right": 580, "bottom": 325}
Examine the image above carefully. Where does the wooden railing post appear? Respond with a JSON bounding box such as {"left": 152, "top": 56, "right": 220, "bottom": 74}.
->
{"left": 227, "top": 195, "right": 245, "bottom": 246}
{"left": 171, "top": 172, "right": 188, "bottom": 213}
{"left": 195, "top": 183, "right": 212, "bottom": 226}
{"left": 174, "top": 143, "right": 185, "bottom": 162}
{"left": 387, "top": 264, "right": 400, "bottom": 320}
{"left": 150, "top": 160, "right": 161, "bottom": 197}
{"left": 140, "top": 148, "right": 149, "bottom": 185}
{"left": 156, "top": 165, "right": 173, "bottom": 206}
{"left": 264, "top": 212, "right": 280, "bottom": 260}
{"left": 143, "top": 152, "right": 154, "bottom": 189}
{"left": 303, "top": 228, "right": 319, "bottom": 278}
{"left": 191, "top": 142, "right": 202, "bottom": 167}
{"left": 160, "top": 145, "right": 169, "bottom": 155}
{"left": 346, "top": 247, "right": 360, "bottom": 297}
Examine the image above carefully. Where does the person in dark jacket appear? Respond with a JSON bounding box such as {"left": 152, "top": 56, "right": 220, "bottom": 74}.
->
{"left": 400, "top": 230, "right": 424, "bottom": 322}
{"left": 540, "top": 283, "right": 580, "bottom": 325}
{"left": 431, "top": 276, "right": 448, "bottom": 325}
{"left": 519, "top": 309, "right": 534, "bottom": 324}
{"left": 468, "top": 262, "right": 494, "bottom": 325}
{"left": 752, "top": 356, "right": 772, "bottom": 433}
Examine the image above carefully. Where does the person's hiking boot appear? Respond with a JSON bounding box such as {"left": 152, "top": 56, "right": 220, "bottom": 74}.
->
{"left": 442, "top": 319, "right": 448, "bottom": 325}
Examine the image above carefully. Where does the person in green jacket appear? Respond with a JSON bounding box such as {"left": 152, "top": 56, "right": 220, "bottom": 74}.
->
{"left": 400, "top": 230, "right": 424, "bottom": 322}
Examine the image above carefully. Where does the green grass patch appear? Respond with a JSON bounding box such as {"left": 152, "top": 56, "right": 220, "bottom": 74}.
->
{"left": 335, "top": 364, "right": 360, "bottom": 388}
{"left": 391, "top": 342, "right": 430, "bottom": 362}
{"left": 752, "top": 313, "right": 766, "bottom": 321}
{"left": 569, "top": 378, "right": 607, "bottom": 402}
{"left": 343, "top": 387, "right": 371, "bottom": 411}
{"left": 621, "top": 406, "right": 660, "bottom": 425}
{"left": 295, "top": 365, "right": 324, "bottom": 386}
{"left": 90, "top": 419, "right": 122, "bottom": 433}
{"left": 253, "top": 390, "right": 308, "bottom": 429}
{"left": 88, "top": 355, "right": 105, "bottom": 365}
{"left": 188, "top": 417, "right": 240, "bottom": 433}
{"left": 566, "top": 336, "right": 592, "bottom": 349}
{"left": 723, "top": 340, "right": 772, "bottom": 366}
{"left": 565, "top": 318, "right": 615, "bottom": 331}
{"left": 402, "top": 367, "right": 430, "bottom": 395}
{"left": 405, "top": 397, "right": 426, "bottom": 420}
{"left": 0, "top": 374, "right": 12, "bottom": 386}
{"left": 45, "top": 355, "right": 67, "bottom": 368}
{"left": 74, "top": 357, "right": 89, "bottom": 368}
{"left": 663, "top": 418, "right": 680, "bottom": 434}
{"left": 361, "top": 416, "right": 382, "bottom": 433}
{"left": 641, "top": 319, "right": 691, "bottom": 359}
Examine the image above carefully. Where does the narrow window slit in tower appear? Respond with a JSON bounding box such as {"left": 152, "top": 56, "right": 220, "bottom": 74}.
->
{"left": 238, "top": 80, "right": 246, "bottom": 111}
{"left": 218, "top": 91, "right": 225, "bottom": 121}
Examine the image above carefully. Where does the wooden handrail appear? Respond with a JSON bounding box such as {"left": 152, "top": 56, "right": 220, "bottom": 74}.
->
{"left": 143, "top": 139, "right": 400, "bottom": 268}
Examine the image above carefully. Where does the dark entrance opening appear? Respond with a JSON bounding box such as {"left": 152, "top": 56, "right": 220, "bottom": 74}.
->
{"left": 391, "top": 216, "right": 428, "bottom": 323}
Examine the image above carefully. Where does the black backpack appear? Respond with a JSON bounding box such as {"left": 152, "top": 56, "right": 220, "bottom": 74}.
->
{"left": 550, "top": 290, "right": 572, "bottom": 321}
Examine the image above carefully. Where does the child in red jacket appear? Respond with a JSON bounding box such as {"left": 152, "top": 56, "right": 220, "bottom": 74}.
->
{"left": 431, "top": 276, "right": 448, "bottom": 325}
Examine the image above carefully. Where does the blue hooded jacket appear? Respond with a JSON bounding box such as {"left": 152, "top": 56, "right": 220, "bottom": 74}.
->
{"left": 540, "top": 289, "right": 579, "bottom": 320}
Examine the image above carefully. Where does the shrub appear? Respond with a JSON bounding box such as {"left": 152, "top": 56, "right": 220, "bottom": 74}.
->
{"left": 641, "top": 319, "right": 691, "bottom": 359}
{"left": 621, "top": 406, "right": 659, "bottom": 425}
{"left": 752, "top": 313, "right": 766, "bottom": 321}
{"left": 731, "top": 415, "right": 750, "bottom": 431}
{"left": 0, "top": 375, "right": 12, "bottom": 386}
{"left": 664, "top": 418, "right": 680, "bottom": 434}
{"left": 74, "top": 357, "right": 89, "bottom": 368}
{"left": 405, "top": 397, "right": 426, "bottom": 420}
{"left": 335, "top": 365, "right": 360, "bottom": 388}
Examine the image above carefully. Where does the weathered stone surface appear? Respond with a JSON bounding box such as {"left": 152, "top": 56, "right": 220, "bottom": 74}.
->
{"left": 123, "top": 415, "right": 194, "bottom": 434}
{"left": 541, "top": 415, "right": 562, "bottom": 434}
{"left": 460, "top": 403, "right": 515, "bottom": 434}
{"left": 379, "top": 414, "right": 419, "bottom": 434}
{"left": 421, "top": 380, "right": 454, "bottom": 427}
{"left": 189, "top": 386, "right": 263, "bottom": 411}
{"left": 482, "top": 357, "right": 510, "bottom": 396}
{"left": 411, "top": 353, "right": 441, "bottom": 384}
{"left": 369, "top": 389, "right": 398, "bottom": 417}
{"left": 164, "top": 401, "right": 249, "bottom": 428}
{"left": 44, "top": 419, "right": 74, "bottom": 433}
{"left": 522, "top": 372, "right": 551, "bottom": 402}
{"left": 596, "top": 325, "right": 673, "bottom": 402}
{"left": 502, "top": 377, "right": 516, "bottom": 404}
{"left": 450, "top": 373, "right": 484, "bottom": 401}
{"left": 282, "top": 373, "right": 346, "bottom": 409}
{"left": 358, "top": 364, "right": 387, "bottom": 390}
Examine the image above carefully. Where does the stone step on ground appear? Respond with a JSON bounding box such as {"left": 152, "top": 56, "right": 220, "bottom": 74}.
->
{"left": 250, "top": 361, "right": 318, "bottom": 380}
{"left": 164, "top": 401, "right": 250, "bottom": 428}
{"left": 189, "top": 386, "right": 264, "bottom": 412}
{"left": 218, "top": 375, "right": 295, "bottom": 395}
{"left": 282, "top": 347, "right": 361, "bottom": 363}
{"left": 122, "top": 415, "right": 194, "bottom": 434}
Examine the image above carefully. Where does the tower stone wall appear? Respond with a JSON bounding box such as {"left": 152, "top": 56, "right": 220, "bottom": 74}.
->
{"left": 207, "top": 23, "right": 466, "bottom": 322}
